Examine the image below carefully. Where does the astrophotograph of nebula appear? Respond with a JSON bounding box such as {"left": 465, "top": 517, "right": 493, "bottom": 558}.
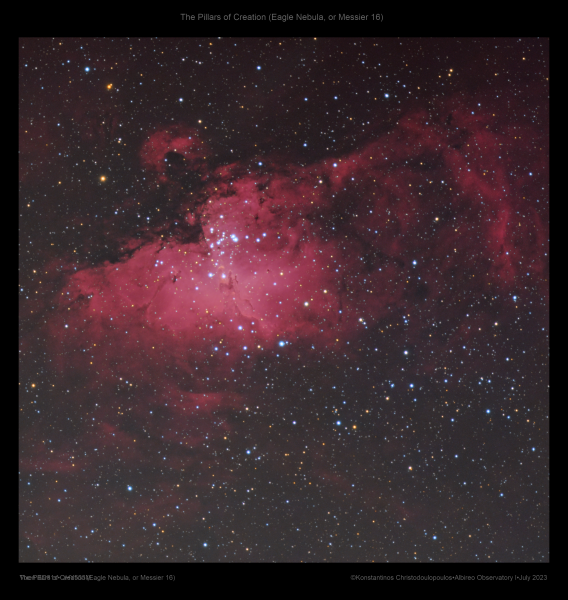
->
{"left": 19, "top": 37, "right": 548, "bottom": 563}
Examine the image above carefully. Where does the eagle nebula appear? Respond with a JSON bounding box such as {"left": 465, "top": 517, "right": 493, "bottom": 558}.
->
{"left": 19, "top": 37, "right": 548, "bottom": 563}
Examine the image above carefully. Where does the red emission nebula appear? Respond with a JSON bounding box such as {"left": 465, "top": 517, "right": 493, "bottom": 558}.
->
{"left": 22, "top": 96, "right": 548, "bottom": 556}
